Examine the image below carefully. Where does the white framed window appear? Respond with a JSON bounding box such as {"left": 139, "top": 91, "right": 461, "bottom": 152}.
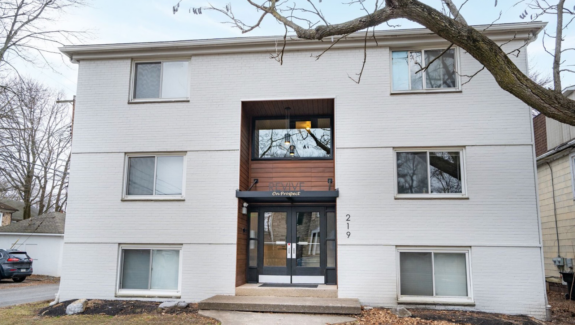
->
{"left": 116, "top": 245, "right": 182, "bottom": 298}
{"left": 394, "top": 148, "right": 467, "bottom": 199}
{"left": 397, "top": 247, "right": 473, "bottom": 305}
{"left": 123, "top": 153, "right": 186, "bottom": 200}
{"left": 391, "top": 48, "right": 460, "bottom": 93}
{"left": 130, "top": 59, "right": 190, "bottom": 102}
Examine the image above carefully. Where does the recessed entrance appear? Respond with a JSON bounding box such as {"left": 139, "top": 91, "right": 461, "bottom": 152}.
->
{"left": 247, "top": 206, "right": 336, "bottom": 284}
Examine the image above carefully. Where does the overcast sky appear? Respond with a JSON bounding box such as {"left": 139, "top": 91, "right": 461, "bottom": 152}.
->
{"left": 14, "top": 0, "right": 575, "bottom": 97}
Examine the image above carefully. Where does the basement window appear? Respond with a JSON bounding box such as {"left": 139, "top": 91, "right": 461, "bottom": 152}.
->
{"left": 130, "top": 60, "right": 189, "bottom": 102}
{"left": 391, "top": 49, "right": 459, "bottom": 92}
{"left": 395, "top": 149, "right": 466, "bottom": 198}
{"left": 117, "top": 245, "right": 181, "bottom": 297}
{"left": 398, "top": 248, "right": 473, "bottom": 305}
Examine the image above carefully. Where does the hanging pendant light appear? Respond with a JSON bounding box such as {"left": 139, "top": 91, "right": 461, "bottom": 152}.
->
{"left": 284, "top": 107, "right": 291, "bottom": 145}
{"left": 289, "top": 145, "right": 295, "bottom": 156}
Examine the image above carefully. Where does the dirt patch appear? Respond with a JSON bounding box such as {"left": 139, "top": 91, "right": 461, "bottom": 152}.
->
{"left": 0, "top": 274, "right": 59, "bottom": 289}
{"left": 337, "top": 307, "right": 546, "bottom": 325}
{"left": 411, "top": 309, "right": 543, "bottom": 325}
{"left": 548, "top": 290, "right": 575, "bottom": 324}
{"left": 39, "top": 299, "right": 203, "bottom": 317}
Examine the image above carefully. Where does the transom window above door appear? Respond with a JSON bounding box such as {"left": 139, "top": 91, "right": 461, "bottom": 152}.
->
{"left": 391, "top": 49, "right": 459, "bottom": 92}
{"left": 253, "top": 117, "right": 332, "bottom": 159}
{"left": 395, "top": 149, "right": 466, "bottom": 198}
{"left": 131, "top": 60, "right": 189, "bottom": 101}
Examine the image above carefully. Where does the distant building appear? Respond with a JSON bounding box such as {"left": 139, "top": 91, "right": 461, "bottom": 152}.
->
{"left": 533, "top": 86, "right": 575, "bottom": 285}
{"left": 0, "top": 199, "right": 39, "bottom": 223}
{"left": 0, "top": 212, "right": 65, "bottom": 276}
{"left": 0, "top": 202, "right": 18, "bottom": 226}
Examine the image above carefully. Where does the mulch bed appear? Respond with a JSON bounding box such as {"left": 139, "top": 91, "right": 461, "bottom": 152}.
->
{"left": 410, "top": 309, "right": 544, "bottom": 325}
{"left": 38, "top": 299, "right": 201, "bottom": 317}
{"left": 548, "top": 290, "right": 575, "bottom": 324}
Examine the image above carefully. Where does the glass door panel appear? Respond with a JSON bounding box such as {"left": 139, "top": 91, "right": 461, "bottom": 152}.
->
{"left": 295, "top": 212, "right": 321, "bottom": 268}
{"left": 263, "top": 212, "right": 288, "bottom": 267}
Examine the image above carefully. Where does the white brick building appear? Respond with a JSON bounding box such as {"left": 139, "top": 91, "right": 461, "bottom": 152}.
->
{"left": 59, "top": 22, "right": 548, "bottom": 319}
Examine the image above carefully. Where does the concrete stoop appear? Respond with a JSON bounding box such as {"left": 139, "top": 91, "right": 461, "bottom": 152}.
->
{"left": 199, "top": 295, "right": 362, "bottom": 315}
{"left": 235, "top": 283, "right": 338, "bottom": 298}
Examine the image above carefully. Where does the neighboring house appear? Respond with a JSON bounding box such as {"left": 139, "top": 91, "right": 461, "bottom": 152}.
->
{"left": 0, "top": 199, "right": 39, "bottom": 223}
{"left": 0, "top": 212, "right": 65, "bottom": 276}
{"left": 58, "top": 22, "right": 548, "bottom": 319}
{"left": 534, "top": 86, "right": 575, "bottom": 286}
{"left": 0, "top": 202, "right": 18, "bottom": 227}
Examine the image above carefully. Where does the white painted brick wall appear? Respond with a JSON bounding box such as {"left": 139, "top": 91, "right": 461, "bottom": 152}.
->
{"left": 61, "top": 37, "right": 546, "bottom": 318}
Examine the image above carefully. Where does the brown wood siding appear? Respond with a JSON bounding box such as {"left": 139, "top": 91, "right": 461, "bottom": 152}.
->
{"left": 250, "top": 160, "right": 335, "bottom": 191}
{"left": 236, "top": 107, "right": 251, "bottom": 287}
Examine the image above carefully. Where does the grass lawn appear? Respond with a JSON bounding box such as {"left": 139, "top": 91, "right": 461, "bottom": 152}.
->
{"left": 0, "top": 301, "right": 220, "bottom": 325}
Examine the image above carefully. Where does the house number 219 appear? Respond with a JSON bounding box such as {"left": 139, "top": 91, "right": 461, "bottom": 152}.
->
{"left": 346, "top": 214, "right": 351, "bottom": 238}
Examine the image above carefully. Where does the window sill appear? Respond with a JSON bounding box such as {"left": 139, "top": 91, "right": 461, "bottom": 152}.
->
{"left": 398, "top": 296, "right": 475, "bottom": 306}
{"left": 395, "top": 194, "right": 468, "bottom": 200}
{"left": 116, "top": 290, "right": 181, "bottom": 298}
{"left": 128, "top": 99, "right": 190, "bottom": 104}
{"left": 390, "top": 89, "right": 462, "bottom": 95}
{"left": 122, "top": 196, "right": 185, "bottom": 201}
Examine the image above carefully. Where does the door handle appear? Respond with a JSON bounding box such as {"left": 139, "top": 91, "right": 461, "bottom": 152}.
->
{"left": 292, "top": 243, "right": 297, "bottom": 259}
{"left": 287, "top": 243, "right": 292, "bottom": 259}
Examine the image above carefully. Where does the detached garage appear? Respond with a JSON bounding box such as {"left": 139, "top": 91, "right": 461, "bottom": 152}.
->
{"left": 0, "top": 212, "right": 65, "bottom": 277}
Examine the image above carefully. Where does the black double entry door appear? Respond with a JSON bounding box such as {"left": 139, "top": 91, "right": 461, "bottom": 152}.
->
{"left": 247, "top": 206, "right": 337, "bottom": 285}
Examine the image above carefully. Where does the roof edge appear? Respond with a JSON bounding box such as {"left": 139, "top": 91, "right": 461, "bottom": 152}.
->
{"left": 59, "top": 21, "right": 547, "bottom": 62}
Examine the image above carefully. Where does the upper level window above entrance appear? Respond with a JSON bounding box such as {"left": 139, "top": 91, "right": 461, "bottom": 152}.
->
{"left": 253, "top": 117, "right": 332, "bottom": 159}
{"left": 391, "top": 49, "right": 459, "bottom": 93}
{"left": 130, "top": 60, "right": 189, "bottom": 102}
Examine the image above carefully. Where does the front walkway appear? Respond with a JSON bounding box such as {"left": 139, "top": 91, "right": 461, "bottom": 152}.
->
{"left": 200, "top": 310, "right": 356, "bottom": 325}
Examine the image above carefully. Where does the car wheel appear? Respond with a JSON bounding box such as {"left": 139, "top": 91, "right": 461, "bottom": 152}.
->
{"left": 12, "top": 276, "right": 26, "bottom": 283}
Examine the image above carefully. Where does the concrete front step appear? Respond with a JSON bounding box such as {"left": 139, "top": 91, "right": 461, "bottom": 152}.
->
{"left": 235, "top": 283, "right": 338, "bottom": 298}
{"left": 199, "top": 295, "right": 362, "bottom": 315}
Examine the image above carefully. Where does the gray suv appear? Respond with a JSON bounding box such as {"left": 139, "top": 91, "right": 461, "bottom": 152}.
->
{"left": 0, "top": 249, "right": 33, "bottom": 282}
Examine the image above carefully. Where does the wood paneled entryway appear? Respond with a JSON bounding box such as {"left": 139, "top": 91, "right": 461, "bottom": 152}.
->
{"left": 235, "top": 98, "right": 336, "bottom": 287}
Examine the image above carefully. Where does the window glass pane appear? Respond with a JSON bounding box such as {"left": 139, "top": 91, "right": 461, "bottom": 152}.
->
{"left": 249, "top": 212, "right": 258, "bottom": 239}
{"left": 409, "top": 51, "right": 423, "bottom": 90}
{"left": 150, "top": 250, "right": 179, "bottom": 290}
{"left": 326, "top": 212, "right": 336, "bottom": 239}
{"left": 327, "top": 240, "right": 336, "bottom": 268}
{"left": 430, "top": 152, "right": 462, "bottom": 193}
{"left": 161, "top": 61, "right": 188, "bottom": 98}
{"left": 263, "top": 212, "right": 287, "bottom": 267}
{"left": 400, "top": 252, "right": 433, "bottom": 296}
{"left": 255, "top": 118, "right": 331, "bottom": 159}
{"left": 397, "top": 152, "right": 429, "bottom": 194}
{"left": 296, "top": 212, "right": 321, "bottom": 268}
{"left": 425, "top": 49, "right": 456, "bottom": 89}
{"left": 434, "top": 253, "right": 468, "bottom": 296}
{"left": 249, "top": 239, "right": 258, "bottom": 267}
{"left": 128, "top": 157, "right": 155, "bottom": 195}
{"left": 392, "top": 51, "right": 409, "bottom": 91}
{"left": 121, "top": 250, "right": 150, "bottom": 289}
{"left": 155, "top": 156, "right": 184, "bottom": 195}
{"left": 134, "top": 63, "right": 161, "bottom": 99}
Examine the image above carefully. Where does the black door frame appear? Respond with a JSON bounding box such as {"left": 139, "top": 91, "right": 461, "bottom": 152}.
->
{"left": 246, "top": 205, "right": 336, "bottom": 284}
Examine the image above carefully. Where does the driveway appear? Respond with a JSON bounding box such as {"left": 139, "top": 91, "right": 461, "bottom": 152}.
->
{"left": 0, "top": 284, "right": 59, "bottom": 307}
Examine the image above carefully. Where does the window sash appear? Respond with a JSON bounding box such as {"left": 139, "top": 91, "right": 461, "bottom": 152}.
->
{"left": 395, "top": 149, "right": 465, "bottom": 196}
{"left": 118, "top": 246, "right": 181, "bottom": 295}
{"left": 398, "top": 249, "right": 471, "bottom": 299}
{"left": 392, "top": 49, "right": 458, "bottom": 92}
{"left": 124, "top": 154, "right": 185, "bottom": 199}
{"left": 131, "top": 60, "right": 189, "bottom": 101}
